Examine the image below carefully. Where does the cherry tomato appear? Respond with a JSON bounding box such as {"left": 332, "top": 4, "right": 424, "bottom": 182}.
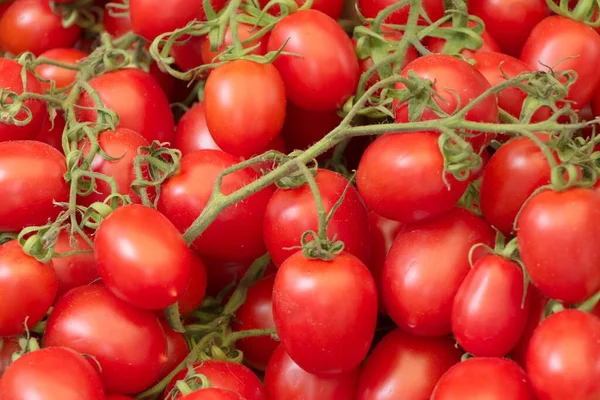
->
{"left": 158, "top": 150, "right": 273, "bottom": 262}
{"left": 382, "top": 207, "right": 495, "bottom": 337}
{"left": 35, "top": 48, "right": 87, "bottom": 91}
{"left": 280, "top": 103, "right": 341, "bottom": 153}
{"left": 51, "top": 230, "right": 98, "bottom": 298}
{"left": 177, "top": 252, "right": 207, "bottom": 315}
{"left": 517, "top": 188, "right": 600, "bottom": 303}
{"left": 158, "top": 321, "right": 189, "bottom": 380}
{"left": 426, "top": 21, "right": 502, "bottom": 57}
{"left": 0, "top": 338, "right": 19, "bottom": 377}
{"left": 0, "top": 347, "right": 105, "bottom": 400}
{"left": 182, "top": 389, "right": 246, "bottom": 400}
{"left": 103, "top": 0, "right": 131, "bottom": 38}
{"left": 527, "top": 309, "right": 600, "bottom": 400}
{"left": 76, "top": 68, "right": 175, "bottom": 143}
{"left": 357, "top": 0, "right": 444, "bottom": 25}
{"left": 43, "top": 284, "right": 168, "bottom": 394}
{"left": 265, "top": 345, "right": 359, "bottom": 400}
{"left": 35, "top": 111, "right": 66, "bottom": 151}
{"left": 510, "top": 286, "right": 548, "bottom": 367}
{"left": 174, "top": 102, "right": 219, "bottom": 155}
{"left": 258, "top": 0, "right": 344, "bottom": 19}
{"left": 273, "top": 250, "right": 377, "bottom": 375}
{"left": 268, "top": 10, "right": 359, "bottom": 111}
{"left": 201, "top": 23, "right": 268, "bottom": 63}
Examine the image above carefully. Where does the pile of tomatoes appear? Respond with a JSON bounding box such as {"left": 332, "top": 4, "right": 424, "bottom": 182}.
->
{"left": 0, "top": 0, "right": 600, "bottom": 399}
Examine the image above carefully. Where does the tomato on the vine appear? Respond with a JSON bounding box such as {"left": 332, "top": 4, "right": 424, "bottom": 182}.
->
{"left": 173, "top": 102, "right": 219, "bottom": 155}
{"left": 510, "top": 286, "right": 548, "bottom": 367}
{"left": 35, "top": 48, "right": 87, "bottom": 91}
{"left": 258, "top": 0, "right": 344, "bottom": 19}
{"left": 51, "top": 230, "right": 98, "bottom": 298}
{"left": 200, "top": 23, "right": 268, "bottom": 63}
{"left": 425, "top": 21, "right": 502, "bottom": 57}
{"left": 158, "top": 321, "right": 189, "bottom": 380}
{"left": 357, "top": 0, "right": 444, "bottom": 25}
{"left": 103, "top": 0, "right": 131, "bottom": 38}
{"left": 35, "top": 111, "right": 66, "bottom": 150}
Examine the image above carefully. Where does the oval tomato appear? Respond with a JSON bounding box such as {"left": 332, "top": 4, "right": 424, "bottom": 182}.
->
{"left": 51, "top": 230, "right": 98, "bottom": 298}
{"left": 357, "top": 0, "right": 444, "bottom": 25}
{"left": 158, "top": 321, "right": 189, "bottom": 380}
{"left": 0, "top": 338, "right": 19, "bottom": 377}
{"left": 103, "top": 0, "right": 131, "bottom": 38}
{"left": 35, "top": 48, "right": 87, "bottom": 91}
{"left": 35, "top": 111, "right": 66, "bottom": 151}
{"left": 177, "top": 252, "right": 207, "bottom": 315}
{"left": 200, "top": 22, "right": 268, "bottom": 63}
{"left": 426, "top": 21, "right": 501, "bottom": 57}
{"left": 173, "top": 102, "right": 219, "bottom": 155}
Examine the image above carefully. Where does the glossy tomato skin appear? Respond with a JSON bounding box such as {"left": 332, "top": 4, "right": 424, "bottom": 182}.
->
{"left": 426, "top": 21, "right": 501, "bottom": 57}
{"left": 265, "top": 345, "right": 359, "bottom": 400}
{"left": 76, "top": 68, "right": 175, "bottom": 143}
{"left": 43, "top": 285, "right": 168, "bottom": 394}
{"left": 273, "top": 250, "right": 377, "bottom": 375}
{"left": 431, "top": 358, "right": 535, "bottom": 399}
{"left": 0, "top": 347, "right": 105, "bottom": 400}
{"left": 177, "top": 252, "right": 207, "bottom": 315}
{"left": 0, "top": 0, "right": 81, "bottom": 56}
{"left": 520, "top": 16, "right": 600, "bottom": 109}
{"left": 182, "top": 389, "right": 245, "bottom": 400}
{"left": 51, "top": 230, "right": 98, "bottom": 298}
{"left": 527, "top": 310, "right": 600, "bottom": 400}
{"left": 173, "top": 102, "right": 219, "bottom": 155}
{"left": 357, "top": 329, "right": 461, "bottom": 400}
{"left": 35, "top": 111, "right": 66, "bottom": 151}
{"left": 358, "top": 0, "right": 444, "bottom": 24}
{"left": 517, "top": 188, "right": 600, "bottom": 303}
{"left": 0, "top": 141, "right": 69, "bottom": 232}
{"left": 35, "top": 48, "right": 87, "bottom": 91}
{"left": 382, "top": 207, "right": 495, "bottom": 337}
{"left": 95, "top": 204, "right": 192, "bottom": 309}
{"left": 0, "top": 337, "right": 19, "bottom": 377}
{"left": 201, "top": 22, "right": 268, "bottom": 63}
{"left": 103, "top": 0, "right": 131, "bottom": 38}
{"left": 204, "top": 60, "right": 286, "bottom": 158}
{"left": 510, "top": 286, "right": 548, "bottom": 367}
{"left": 264, "top": 169, "right": 370, "bottom": 267}
{"left": 268, "top": 10, "right": 359, "bottom": 111}
{"left": 158, "top": 150, "right": 273, "bottom": 262}
{"left": 158, "top": 321, "right": 189, "bottom": 380}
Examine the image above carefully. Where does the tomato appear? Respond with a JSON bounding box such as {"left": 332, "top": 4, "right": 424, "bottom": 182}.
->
{"left": 95, "top": 204, "right": 192, "bottom": 310}
{"left": 35, "top": 111, "right": 66, "bottom": 151}
{"left": 204, "top": 60, "right": 286, "bottom": 158}
{"left": 200, "top": 23, "right": 268, "bottom": 63}
{"left": 265, "top": 345, "right": 359, "bottom": 400}
{"left": 35, "top": 48, "right": 87, "bottom": 91}
{"left": 106, "top": 396, "right": 136, "bottom": 400}
{"left": 426, "top": 21, "right": 501, "bottom": 57}
{"left": 0, "top": 0, "right": 81, "bottom": 56}
{"left": 431, "top": 357, "right": 535, "bottom": 399}
{"left": 177, "top": 252, "right": 207, "bottom": 315}
{"left": 357, "top": 0, "right": 444, "bottom": 25}
{"left": 273, "top": 250, "right": 377, "bottom": 375}
{"left": 258, "top": 0, "right": 344, "bottom": 19}
{"left": 527, "top": 309, "right": 600, "bottom": 400}
{"left": 231, "top": 275, "right": 278, "bottom": 371}
{"left": 165, "top": 360, "right": 267, "bottom": 400}
{"left": 510, "top": 286, "right": 548, "bottom": 367}
{"left": 517, "top": 188, "right": 600, "bottom": 303}
{"left": 0, "top": 338, "right": 19, "bottom": 377}
{"left": 170, "top": 36, "right": 204, "bottom": 72}
{"left": 0, "top": 1, "right": 13, "bottom": 17}
{"left": 158, "top": 321, "right": 189, "bottom": 380}
{"left": 203, "top": 257, "right": 253, "bottom": 297}
{"left": 0, "top": 347, "right": 105, "bottom": 400}
{"left": 268, "top": 10, "right": 359, "bottom": 111}
{"left": 0, "top": 59, "right": 46, "bottom": 142}
{"left": 174, "top": 102, "right": 219, "bottom": 155}
{"left": 520, "top": 16, "right": 600, "bottom": 110}
{"left": 394, "top": 54, "right": 499, "bottom": 151}
{"left": 43, "top": 285, "right": 168, "bottom": 394}
{"left": 182, "top": 389, "right": 246, "bottom": 400}
{"left": 76, "top": 68, "right": 175, "bottom": 143}
{"left": 51, "top": 230, "right": 98, "bottom": 298}
{"left": 469, "top": 0, "right": 549, "bottom": 57}
{"left": 157, "top": 150, "right": 273, "bottom": 262}
{"left": 589, "top": 77, "right": 600, "bottom": 121}
{"left": 280, "top": 103, "right": 341, "bottom": 153}
{"left": 103, "top": 0, "right": 131, "bottom": 38}
{"left": 382, "top": 207, "right": 495, "bottom": 337}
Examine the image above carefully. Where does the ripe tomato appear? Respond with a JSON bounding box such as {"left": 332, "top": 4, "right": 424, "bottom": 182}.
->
{"left": 517, "top": 188, "right": 600, "bottom": 303}
{"left": 43, "top": 285, "right": 168, "bottom": 394}
{"left": 357, "top": 329, "right": 461, "bottom": 400}
{"left": 0, "top": 338, "right": 19, "bottom": 377}
{"left": 431, "top": 358, "right": 535, "bottom": 399}
{"left": 177, "top": 252, "right": 207, "bottom": 315}
{"left": 258, "top": 0, "right": 343, "bottom": 19}
{"left": 35, "top": 111, "right": 66, "bottom": 151}
{"left": 520, "top": 16, "right": 600, "bottom": 109}
{"left": 182, "top": 389, "right": 246, "bottom": 400}
{"left": 510, "top": 286, "right": 548, "bottom": 367}
{"left": 203, "top": 257, "right": 254, "bottom": 297}
{"left": 273, "top": 250, "right": 377, "bottom": 375}
{"left": 103, "top": 0, "right": 131, "bottom": 38}
{"left": 173, "top": 102, "right": 219, "bottom": 155}
{"left": 51, "top": 230, "right": 98, "bottom": 298}
{"left": 76, "top": 68, "right": 175, "bottom": 143}
{"left": 426, "top": 21, "right": 501, "bottom": 57}
{"left": 589, "top": 78, "right": 600, "bottom": 121}
{"left": 280, "top": 103, "right": 341, "bottom": 153}
{"left": 0, "top": 0, "right": 81, "bottom": 56}
{"left": 158, "top": 321, "right": 189, "bottom": 380}
{"left": 95, "top": 204, "right": 192, "bottom": 309}
{"left": 357, "top": 132, "right": 469, "bottom": 224}
{"left": 268, "top": 10, "right": 359, "bottom": 111}
{"left": 265, "top": 345, "right": 359, "bottom": 399}
{"left": 382, "top": 207, "right": 495, "bottom": 337}
{"left": 170, "top": 36, "right": 204, "bottom": 72}
{"left": 264, "top": 168, "right": 370, "bottom": 267}
{"left": 527, "top": 309, "right": 600, "bottom": 400}
{"left": 0, "top": 141, "right": 69, "bottom": 232}
{"left": 35, "top": 48, "right": 87, "bottom": 91}
{"left": 204, "top": 60, "right": 286, "bottom": 158}
{"left": 200, "top": 23, "right": 268, "bottom": 63}
{"left": 106, "top": 396, "right": 136, "bottom": 400}
{"left": 0, "top": 347, "right": 105, "bottom": 400}
{"left": 158, "top": 150, "right": 273, "bottom": 262}
{"left": 358, "top": 0, "right": 444, "bottom": 25}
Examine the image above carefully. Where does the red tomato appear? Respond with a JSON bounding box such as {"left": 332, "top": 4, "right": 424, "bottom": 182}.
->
{"left": 589, "top": 78, "right": 600, "bottom": 121}
{"left": 35, "top": 48, "right": 87, "bottom": 91}
{"left": 265, "top": 345, "right": 359, "bottom": 399}
{"left": 182, "top": 389, "right": 246, "bottom": 400}
{"left": 35, "top": 111, "right": 66, "bottom": 151}
{"left": 201, "top": 23, "right": 268, "bottom": 63}
{"left": 517, "top": 188, "right": 600, "bottom": 303}
{"left": 170, "top": 36, "right": 204, "bottom": 72}
{"left": 0, "top": 141, "right": 69, "bottom": 232}
{"left": 510, "top": 286, "right": 548, "bottom": 367}
{"left": 382, "top": 207, "right": 495, "bottom": 337}
{"left": 177, "top": 252, "right": 207, "bottom": 315}
{"left": 0, "top": 1, "right": 14, "bottom": 17}
{"left": 520, "top": 16, "right": 600, "bottom": 110}
{"left": 357, "top": 329, "right": 461, "bottom": 400}
{"left": 470, "top": 0, "right": 549, "bottom": 57}
{"left": 268, "top": 10, "right": 359, "bottom": 111}
{"left": 203, "top": 257, "right": 254, "bottom": 297}
{"left": 43, "top": 284, "right": 168, "bottom": 394}
{"left": 431, "top": 357, "right": 535, "bottom": 399}
{"left": 358, "top": 0, "right": 444, "bottom": 24}
{"left": 103, "top": 0, "right": 131, "bottom": 38}
{"left": 258, "top": 0, "right": 344, "bottom": 19}
{"left": 527, "top": 309, "right": 600, "bottom": 400}
{"left": 204, "top": 60, "right": 286, "bottom": 158}
{"left": 51, "top": 230, "right": 98, "bottom": 298}
{"left": 0, "top": 347, "right": 105, "bottom": 400}
{"left": 273, "top": 250, "right": 377, "bottom": 375}
{"left": 95, "top": 204, "right": 192, "bottom": 309}
{"left": 426, "top": 21, "right": 501, "bottom": 57}
{"left": 158, "top": 321, "right": 189, "bottom": 380}
{"left": 76, "top": 68, "right": 175, "bottom": 143}
{"left": 149, "top": 61, "right": 178, "bottom": 100}
{"left": 173, "top": 102, "right": 219, "bottom": 155}
{"left": 106, "top": 396, "right": 136, "bottom": 400}
{"left": 157, "top": 150, "right": 272, "bottom": 262}
{"left": 280, "top": 103, "right": 341, "bottom": 152}
{"left": 0, "top": 0, "right": 81, "bottom": 56}
{"left": 0, "top": 338, "right": 19, "bottom": 377}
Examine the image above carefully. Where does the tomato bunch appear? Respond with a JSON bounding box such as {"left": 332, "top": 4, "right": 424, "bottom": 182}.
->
{"left": 0, "top": 0, "right": 600, "bottom": 399}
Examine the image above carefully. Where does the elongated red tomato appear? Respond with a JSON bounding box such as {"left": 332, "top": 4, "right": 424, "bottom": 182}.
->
{"left": 268, "top": 10, "right": 359, "bottom": 111}
{"left": 0, "top": 141, "right": 69, "bottom": 232}
{"left": 173, "top": 102, "right": 220, "bottom": 155}
{"left": 51, "top": 230, "right": 98, "bottom": 298}
{"left": 158, "top": 150, "right": 273, "bottom": 262}
{"left": 358, "top": 0, "right": 444, "bottom": 24}
{"left": 382, "top": 207, "right": 495, "bottom": 337}
{"left": 426, "top": 21, "right": 501, "bottom": 57}
{"left": 95, "top": 204, "right": 192, "bottom": 309}
{"left": 273, "top": 250, "right": 377, "bottom": 375}
{"left": 527, "top": 310, "right": 600, "bottom": 400}
{"left": 43, "top": 285, "right": 168, "bottom": 394}
{"left": 103, "top": 0, "right": 131, "bottom": 38}
{"left": 517, "top": 188, "right": 600, "bottom": 303}
{"left": 357, "top": 329, "right": 461, "bottom": 400}
{"left": 0, "top": 347, "right": 105, "bottom": 400}
{"left": 35, "top": 48, "right": 87, "bottom": 91}
{"left": 265, "top": 345, "right": 359, "bottom": 400}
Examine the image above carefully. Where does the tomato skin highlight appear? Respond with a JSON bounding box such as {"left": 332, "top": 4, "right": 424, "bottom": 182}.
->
{"left": 35, "top": 48, "right": 87, "bottom": 91}
{"left": 51, "top": 230, "right": 98, "bottom": 298}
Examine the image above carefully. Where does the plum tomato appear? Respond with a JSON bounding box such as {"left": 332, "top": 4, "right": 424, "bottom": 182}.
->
{"left": 35, "top": 48, "right": 87, "bottom": 91}
{"left": 200, "top": 22, "right": 268, "bottom": 63}
{"left": 258, "top": 0, "right": 344, "bottom": 19}
{"left": 157, "top": 321, "right": 189, "bottom": 380}
{"left": 51, "top": 230, "right": 98, "bottom": 298}
{"left": 181, "top": 389, "right": 246, "bottom": 400}
{"left": 357, "top": 0, "right": 444, "bottom": 25}
{"left": 173, "top": 102, "right": 220, "bottom": 155}
{"left": 103, "top": 0, "right": 131, "bottom": 38}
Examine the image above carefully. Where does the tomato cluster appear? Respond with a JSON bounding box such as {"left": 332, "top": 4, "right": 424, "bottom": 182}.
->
{"left": 0, "top": 0, "right": 600, "bottom": 399}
